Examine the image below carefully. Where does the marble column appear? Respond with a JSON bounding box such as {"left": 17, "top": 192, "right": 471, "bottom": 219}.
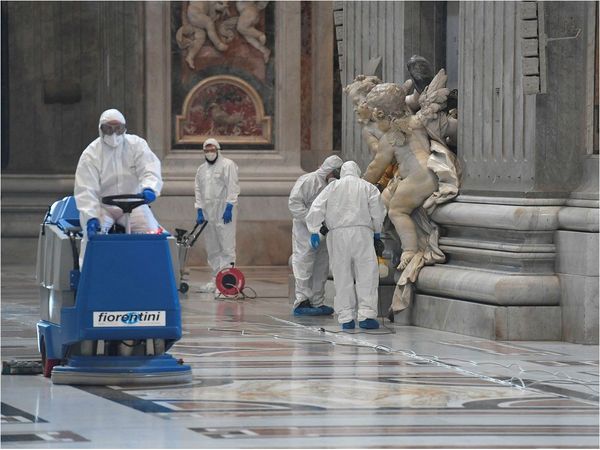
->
{"left": 412, "top": 1, "right": 598, "bottom": 342}
{"left": 307, "top": 1, "right": 335, "bottom": 171}
{"left": 554, "top": 3, "right": 599, "bottom": 343}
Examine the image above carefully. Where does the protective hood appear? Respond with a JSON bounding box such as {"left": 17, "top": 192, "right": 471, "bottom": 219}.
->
{"left": 203, "top": 138, "right": 221, "bottom": 150}
{"left": 316, "top": 155, "right": 343, "bottom": 179}
{"left": 98, "top": 109, "right": 126, "bottom": 147}
{"left": 340, "top": 160, "right": 361, "bottom": 178}
{"left": 98, "top": 109, "right": 126, "bottom": 128}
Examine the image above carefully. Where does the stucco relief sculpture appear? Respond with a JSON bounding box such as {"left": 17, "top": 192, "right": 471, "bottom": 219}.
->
{"left": 176, "top": 1, "right": 232, "bottom": 69}
{"left": 176, "top": 1, "right": 270, "bottom": 70}
{"left": 236, "top": 2, "right": 271, "bottom": 63}
{"left": 345, "top": 58, "right": 460, "bottom": 316}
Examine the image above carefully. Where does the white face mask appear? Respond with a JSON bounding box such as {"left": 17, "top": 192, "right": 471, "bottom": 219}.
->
{"left": 103, "top": 134, "right": 124, "bottom": 148}
{"left": 205, "top": 152, "right": 217, "bottom": 162}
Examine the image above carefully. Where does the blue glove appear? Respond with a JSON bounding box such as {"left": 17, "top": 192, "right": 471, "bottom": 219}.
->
{"left": 223, "top": 203, "right": 234, "bottom": 224}
{"left": 141, "top": 188, "right": 156, "bottom": 204}
{"left": 374, "top": 233, "right": 381, "bottom": 240}
{"left": 310, "top": 233, "right": 321, "bottom": 249}
{"left": 87, "top": 218, "right": 100, "bottom": 237}
{"left": 196, "top": 209, "right": 205, "bottom": 224}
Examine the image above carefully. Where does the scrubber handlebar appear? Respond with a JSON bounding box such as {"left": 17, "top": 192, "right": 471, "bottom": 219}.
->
{"left": 101, "top": 194, "right": 147, "bottom": 214}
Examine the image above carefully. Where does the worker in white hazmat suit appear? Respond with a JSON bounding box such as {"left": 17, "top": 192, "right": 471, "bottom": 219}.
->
{"left": 306, "top": 160, "right": 386, "bottom": 329}
{"left": 289, "top": 155, "right": 343, "bottom": 316}
{"left": 194, "top": 138, "right": 240, "bottom": 294}
{"left": 74, "top": 108, "right": 163, "bottom": 267}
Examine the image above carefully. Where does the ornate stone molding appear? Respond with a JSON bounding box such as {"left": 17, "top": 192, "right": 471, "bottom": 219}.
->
{"left": 175, "top": 75, "right": 272, "bottom": 145}
{"left": 432, "top": 201, "right": 562, "bottom": 231}
{"left": 416, "top": 267, "right": 560, "bottom": 307}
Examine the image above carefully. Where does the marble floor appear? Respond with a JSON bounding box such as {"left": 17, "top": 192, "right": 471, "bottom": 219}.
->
{"left": 2, "top": 264, "right": 599, "bottom": 448}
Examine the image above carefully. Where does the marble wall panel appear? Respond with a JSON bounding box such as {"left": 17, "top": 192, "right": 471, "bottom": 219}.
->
{"left": 301, "top": 1, "right": 335, "bottom": 172}
{"left": 181, "top": 219, "right": 292, "bottom": 267}
{"left": 4, "top": 1, "right": 145, "bottom": 175}
{"left": 300, "top": 1, "right": 312, "bottom": 154}
{"left": 555, "top": 230, "right": 599, "bottom": 277}
{"left": 413, "top": 294, "right": 562, "bottom": 341}
{"left": 151, "top": 194, "right": 292, "bottom": 267}
{"left": 560, "top": 273, "right": 599, "bottom": 344}
{"left": 556, "top": 229, "right": 599, "bottom": 344}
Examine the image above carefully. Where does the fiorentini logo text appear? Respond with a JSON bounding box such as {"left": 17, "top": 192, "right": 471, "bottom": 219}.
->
{"left": 93, "top": 311, "right": 166, "bottom": 327}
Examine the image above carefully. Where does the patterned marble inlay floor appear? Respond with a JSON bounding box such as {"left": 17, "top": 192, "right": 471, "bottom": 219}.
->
{"left": 1, "top": 264, "right": 598, "bottom": 448}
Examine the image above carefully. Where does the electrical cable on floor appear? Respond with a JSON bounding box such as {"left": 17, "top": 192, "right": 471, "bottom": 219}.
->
{"left": 395, "top": 355, "right": 599, "bottom": 396}
{"left": 240, "top": 321, "right": 299, "bottom": 329}
{"left": 440, "top": 359, "right": 600, "bottom": 395}
{"left": 272, "top": 334, "right": 378, "bottom": 350}
{"left": 314, "top": 326, "right": 395, "bottom": 336}
{"left": 206, "top": 326, "right": 378, "bottom": 348}
{"left": 204, "top": 320, "right": 599, "bottom": 397}
{"left": 197, "top": 291, "right": 598, "bottom": 396}
{"left": 266, "top": 315, "right": 600, "bottom": 398}
{"left": 206, "top": 328, "right": 271, "bottom": 337}
{"left": 203, "top": 322, "right": 599, "bottom": 396}
{"left": 214, "top": 285, "right": 258, "bottom": 301}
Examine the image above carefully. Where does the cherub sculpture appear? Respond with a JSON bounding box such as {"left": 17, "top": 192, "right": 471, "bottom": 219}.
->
{"left": 176, "top": 1, "right": 231, "bottom": 70}
{"left": 344, "top": 75, "right": 401, "bottom": 191}
{"left": 350, "top": 68, "right": 460, "bottom": 314}
{"left": 343, "top": 75, "right": 383, "bottom": 157}
{"left": 365, "top": 81, "right": 440, "bottom": 268}
{"left": 236, "top": 1, "right": 271, "bottom": 63}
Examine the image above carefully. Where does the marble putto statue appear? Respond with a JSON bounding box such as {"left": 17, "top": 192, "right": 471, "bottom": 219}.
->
{"left": 345, "top": 60, "right": 460, "bottom": 315}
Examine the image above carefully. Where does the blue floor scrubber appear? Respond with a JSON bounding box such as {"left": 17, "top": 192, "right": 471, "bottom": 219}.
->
{"left": 36, "top": 194, "right": 192, "bottom": 385}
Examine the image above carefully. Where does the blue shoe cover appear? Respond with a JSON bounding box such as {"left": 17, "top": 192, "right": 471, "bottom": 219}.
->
{"left": 359, "top": 318, "right": 380, "bottom": 329}
{"left": 342, "top": 320, "right": 355, "bottom": 330}
{"left": 318, "top": 305, "right": 334, "bottom": 315}
{"left": 294, "top": 306, "right": 329, "bottom": 316}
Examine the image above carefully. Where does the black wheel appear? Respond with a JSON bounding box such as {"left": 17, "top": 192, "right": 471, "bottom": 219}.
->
{"left": 179, "top": 282, "right": 189, "bottom": 294}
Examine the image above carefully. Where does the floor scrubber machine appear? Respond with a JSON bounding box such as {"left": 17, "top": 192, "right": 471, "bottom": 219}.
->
{"left": 36, "top": 194, "right": 192, "bottom": 385}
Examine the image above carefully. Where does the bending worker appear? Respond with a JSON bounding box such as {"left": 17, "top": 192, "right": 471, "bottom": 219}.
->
{"left": 306, "top": 160, "right": 386, "bottom": 329}
{"left": 289, "top": 155, "right": 343, "bottom": 316}
{"left": 74, "top": 108, "right": 163, "bottom": 266}
{"left": 194, "top": 138, "right": 240, "bottom": 294}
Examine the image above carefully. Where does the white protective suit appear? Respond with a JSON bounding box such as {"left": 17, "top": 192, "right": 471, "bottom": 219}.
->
{"left": 306, "top": 161, "right": 386, "bottom": 323}
{"left": 288, "top": 155, "right": 343, "bottom": 308}
{"left": 194, "top": 142, "right": 240, "bottom": 278}
{"left": 74, "top": 109, "right": 163, "bottom": 265}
